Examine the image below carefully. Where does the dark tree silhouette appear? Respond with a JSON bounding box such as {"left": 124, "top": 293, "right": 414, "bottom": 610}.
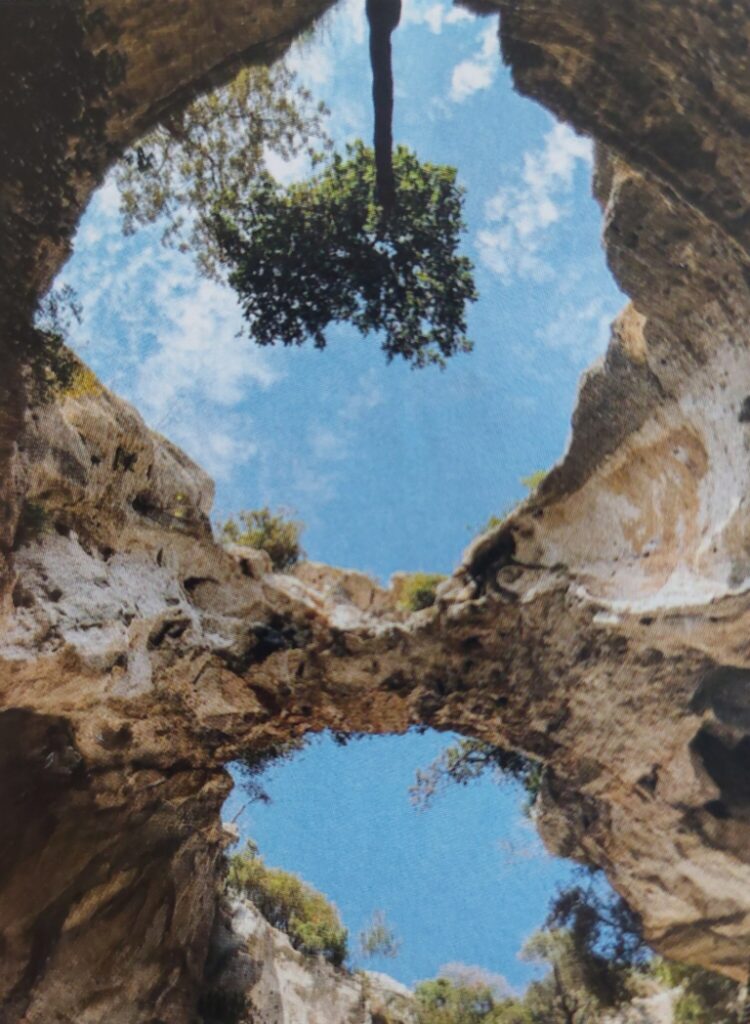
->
{"left": 366, "top": 0, "right": 402, "bottom": 212}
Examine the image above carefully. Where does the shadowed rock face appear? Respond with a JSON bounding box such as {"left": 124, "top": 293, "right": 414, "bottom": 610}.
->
{"left": 2, "top": 0, "right": 750, "bottom": 1020}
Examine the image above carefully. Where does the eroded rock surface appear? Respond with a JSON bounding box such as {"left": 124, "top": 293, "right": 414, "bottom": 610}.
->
{"left": 3, "top": 0, "right": 750, "bottom": 1021}
{"left": 203, "top": 897, "right": 415, "bottom": 1024}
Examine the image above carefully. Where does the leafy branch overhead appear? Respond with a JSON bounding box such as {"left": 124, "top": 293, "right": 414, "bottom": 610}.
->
{"left": 116, "top": 64, "right": 331, "bottom": 279}
{"left": 213, "top": 142, "right": 477, "bottom": 368}
{"left": 117, "top": 64, "right": 477, "bottom": 368}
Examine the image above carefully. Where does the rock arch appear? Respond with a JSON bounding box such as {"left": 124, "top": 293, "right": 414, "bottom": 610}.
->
{"left": 3, "top": 1, "right": 750, "bottom": 1020}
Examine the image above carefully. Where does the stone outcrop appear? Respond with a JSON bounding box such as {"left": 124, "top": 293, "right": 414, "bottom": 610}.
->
{"left": 3, "top": 0, "right": 750, "bottom": 1021}
{"left": 204, "top": 897, "right": 415, "bottom": 1024}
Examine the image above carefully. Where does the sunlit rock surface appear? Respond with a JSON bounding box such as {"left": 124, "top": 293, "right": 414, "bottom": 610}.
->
{"left": 2, "top": 0, "right": 750, "bottom": 1020}
{"left": 205, "top": 897, "right": 416, "bottom": 1024}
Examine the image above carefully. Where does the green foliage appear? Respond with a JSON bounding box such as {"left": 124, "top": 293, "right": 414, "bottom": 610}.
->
{"left": 652, "top": 960, "right": 741, "bottom": 1023}
{"left": 410, "top": 738, "right": 542, "bottom": 813}
{"left": 520, "top": 470, "right": 546, "bottom": 493}
{"left": 545, "top": 868, "right": 649, "bottom": 1005}
{"left": 213, "top": 141, "right": 477, "bottom": 368}
{"left": 359, "top": 909, "right": 401, "bottom": 960}
{"left": 227, "top": 842, "right": 348, "bottom": 966}
{"left": 60, "top": 363, "right": 103, "bottom": 399}
{"left": 233, "top": 737, "right": 305, "bottom": 804}
{"left": 415, "top": 975, "right": 530, "bottom": 1024}
{"left": 220, "top": 506, "right": 304, "bottom": 571}
{"left": 398, "top": 572, "right": 446, "bottom": 612}
{"left": 116, "top": 64, "right": 331, "bottom": 278}
{"left": 32, "top": 284, "right": 83, "bottom": 396}
{"left": 474, "top": 468, "right": 550, "bottom": 537}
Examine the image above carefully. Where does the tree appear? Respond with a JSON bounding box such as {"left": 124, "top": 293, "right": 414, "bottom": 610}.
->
{"left": 359, "top": 909, "right": 401, "bottom": 960}
{"left": 521, "top": 930, "right": 603, "bottom": 1024}
{"left": 410, "top": 738, "right": 543, "bottom": 813}
{"left": 219, "top": 506, "right": 304, "bottom": 571}
{"left": 545, "top": 868, "right": 649, "bottom": 1006}
{"left": 232, "top": 736, "right": 306, "bottom": 804}
{"left": 415, "top": 977, "right": 497, "bottom": 1024}
{"left": 116, "top": 63, "right": 331, "bottom": 278}
{"left": 212, "top": 141, "right": 477, "bottom": 368}
{"left": 651, "top": 961, "right": 741, "bottom": 1024}
{"left": 415, "top": 975, "right": 530, "bottom": 1024}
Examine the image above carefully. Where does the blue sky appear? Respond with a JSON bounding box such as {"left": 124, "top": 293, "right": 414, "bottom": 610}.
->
{"left": 58, "top": 0, "right": 623, "bottom": 995}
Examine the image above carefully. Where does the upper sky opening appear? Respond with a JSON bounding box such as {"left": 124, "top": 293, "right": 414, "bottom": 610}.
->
{"left": 56, "top": 0, "right": 622, "bottom": 582}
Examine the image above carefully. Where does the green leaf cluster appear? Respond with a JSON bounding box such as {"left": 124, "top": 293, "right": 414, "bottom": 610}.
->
{"left": 219, "top": 506, "right": 304, "bottom": 572}
{"left": 116, "top": 63, "right": 331, "bottom": 278}
{"left": 410, "top": 738, "right": 542, "bottom": 814}
{"left": 415, "top": 977, "right": 530, "bottom": 1024}
{"left": 213, "top": 141, "right": 477, "bottom": 368}
{"left": 652, "top": 960, "right": 741, "bottom": 1023}
{"left": 227, "top": 843, "right": 348, "bottom": 966}
{"left": 398, "top": 572, "right": 447, "bottom": 612}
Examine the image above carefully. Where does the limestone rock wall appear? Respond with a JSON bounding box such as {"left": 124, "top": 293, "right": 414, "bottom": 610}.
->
{"left": 204, "top": 897, "right": 416, "bottom": 1024}
{"left": 3, "top": 0, "right": 750, "bottom": 1021}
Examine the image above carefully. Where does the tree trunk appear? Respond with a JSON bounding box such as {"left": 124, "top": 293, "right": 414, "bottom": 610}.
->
{"left": 366, "top": 0, "right": 401, "bottom": 212}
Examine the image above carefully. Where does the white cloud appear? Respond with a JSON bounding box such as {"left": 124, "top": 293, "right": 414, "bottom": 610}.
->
{"left": 445, "top": 4, "right": 474, "bottom": 24}
{"left": 134, "top": 276, "right": 280, "bottom": 424}
{"left": 477, "top": 122, "right": 593, "bottom": 282}
{"left": 535, "top": 293, "right": 615, "bottom": 365}
{"left": 449, "top": 22, "right": 498, "bottom": 102}
{"left": 263, "top": 145, "right": 312, "bottom": 186}
{"left": 286, "top": 42, "right": 334, "bottom": 88}
{"left": 312, "top": 370, "right": 383, "bottom": 460}
{"left": 402, "top": 0, "right": 476, "bottom": 34}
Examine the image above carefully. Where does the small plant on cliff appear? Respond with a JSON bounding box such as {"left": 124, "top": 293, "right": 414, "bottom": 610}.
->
{"left": 31, "top": 284, "right": 82, "bottom": 396}
{"left": 227, "top": 841, "right": 348, "bottom": 966}
{"left": 358, "top": 909, "right": 401, "bottom": 960}
{"left": 398, "top": 572, "right": 446, "bottom": 612}
{"left": 415, "top": 973, "right": 530, "bottom": 1024}
{"left": 116, "top": 64, "right": 331, "bottom": 278}
{"left": 212, "top": 141, "right": 477, "bottom": 368}
{"left": 219, "top": 506, "right": 304, "bottom": 572}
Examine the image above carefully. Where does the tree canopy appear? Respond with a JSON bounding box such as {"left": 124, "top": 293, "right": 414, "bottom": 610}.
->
{"left": 116, "top": 63, "right": 331, "bottom": 278}
{"left": 213, "top": 141, "right": 477, "bottom": 368}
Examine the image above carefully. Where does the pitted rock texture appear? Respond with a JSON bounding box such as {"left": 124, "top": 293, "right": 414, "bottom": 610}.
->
{"left": 3, "top": 0, "right": 750, "bottom": 1021}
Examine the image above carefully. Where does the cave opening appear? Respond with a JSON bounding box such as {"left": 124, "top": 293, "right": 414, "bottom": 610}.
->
{"left": 222, "top": 729, "right": 577, "bottom": 992}
{"left": 53, "top": 0, "right": 622, "bottom": 582}
{"left": 29, "top": 0, "right": 635, "bottom": 1017}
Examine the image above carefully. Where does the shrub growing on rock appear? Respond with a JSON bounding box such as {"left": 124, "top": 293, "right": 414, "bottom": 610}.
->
{"left": 227, "top": 842, "right": 348, "bottom": 966}
{"left": 398, "top": 572, "right": 446, "bottom": 612}
{"left": 219, "top": 507, "right": 304, "bottom": 572}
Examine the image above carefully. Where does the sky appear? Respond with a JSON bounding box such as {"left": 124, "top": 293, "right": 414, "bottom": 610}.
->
{"left": 56, "top": 0, "right": 624, "bottom": 995}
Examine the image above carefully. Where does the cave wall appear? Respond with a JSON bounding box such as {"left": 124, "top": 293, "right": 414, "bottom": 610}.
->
{"left": 3, "top": 0, "right": 750, "bottom": 1021}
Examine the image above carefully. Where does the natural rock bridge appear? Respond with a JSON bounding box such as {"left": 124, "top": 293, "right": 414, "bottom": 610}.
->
{"left": 3, "top": 0, "right": 750, "bottom": 1021}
